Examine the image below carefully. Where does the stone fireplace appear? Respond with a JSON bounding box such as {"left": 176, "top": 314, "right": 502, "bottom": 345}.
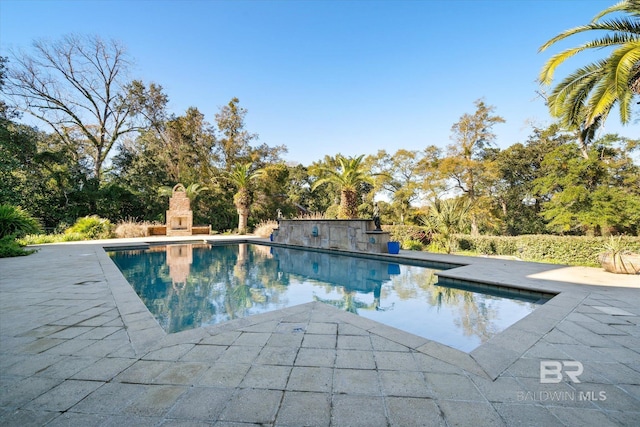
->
{"left": 166, "top": 184, "right": 193, "bottom": 236}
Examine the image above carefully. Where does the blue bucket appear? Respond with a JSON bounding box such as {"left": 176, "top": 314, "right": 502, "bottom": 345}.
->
{"left": 387, "top": 241, "right": 400, "bottom": 254}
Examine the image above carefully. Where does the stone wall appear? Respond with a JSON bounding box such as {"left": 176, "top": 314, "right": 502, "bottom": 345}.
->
{"left": 273, "top": 219, "right": 390, "bottom": 253}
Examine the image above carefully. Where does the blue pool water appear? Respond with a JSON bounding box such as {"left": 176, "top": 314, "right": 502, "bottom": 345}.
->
{"left": 108, "top": 243, "right": 549, "bottom": 352}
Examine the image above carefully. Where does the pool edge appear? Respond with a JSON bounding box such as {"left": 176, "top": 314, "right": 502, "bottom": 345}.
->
{"left": 99, "top": 237, "right": 593, "bottom": 380}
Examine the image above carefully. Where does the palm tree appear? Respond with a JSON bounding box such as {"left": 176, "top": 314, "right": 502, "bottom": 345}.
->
{"left": 227, "top": 163, "right": 263, "bottom": 234}
{"left": 420, "top": 198, "right": 471, "bottom": 254}
{"left": 312, "top": 154, "right": 374, "bottom": 219}
{"left": 539, "top": 0, "right": 640, "bottom": 158}
{"left": 158, "top": 183, "right": 209, "bottom": 201}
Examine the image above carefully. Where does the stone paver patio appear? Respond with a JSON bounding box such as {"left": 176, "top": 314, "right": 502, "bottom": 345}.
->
{"left": 1, "top": 236, "right": 639, "bottom": 426}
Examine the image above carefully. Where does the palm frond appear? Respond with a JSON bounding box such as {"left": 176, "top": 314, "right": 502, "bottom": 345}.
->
{"left": 539, "top": 2, "right": 639, "bottom": 134}
{"left": 540, "top": 18, "right": 640, "bottom": 53}
{"left": 540, "top": 33, "right": 639, "bottom": 85}
{"left": 547, "top": 62, "right": 605, "bottom": 123}
{"left": 593, "top": 0, "right": 640, "bottom": 21}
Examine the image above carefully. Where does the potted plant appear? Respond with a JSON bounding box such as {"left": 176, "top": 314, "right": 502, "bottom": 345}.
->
{"left": 598, "top": 236, "right": 640, "bottom": 274}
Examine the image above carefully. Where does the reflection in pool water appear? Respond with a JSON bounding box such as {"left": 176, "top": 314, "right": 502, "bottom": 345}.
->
{"left": 109, "top": 243, "right": 548, "bottom": 352}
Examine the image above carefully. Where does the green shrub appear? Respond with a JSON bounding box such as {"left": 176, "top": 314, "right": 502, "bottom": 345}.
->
{"left": 18, "top": 233, "right": 85, "bottom": 245}
{"left": 324, "top": 205, "right": 340, "bottom": 219}
{"left": 0, "top": 204, "right": 42, "bottom": 239}
{"left": 401, "top": 239, "right": 424, "bottom": 251}
{"left": 426, "top": 242, "right": 446, "bottom": 253}
{"left": 66, "top": 216, "right": 114, "bottom": 239}
{"left": 62, "top": 232, "right": 85, "bottom": 242}
{"left": 453, "top": 234, "right": 640, "bottom": 267}
{"left": 460, "top": 236, "right": 520, "bottom": 256}
{"left": 18, "top": 234, "right": 55, "bottom": 245}
{"left": 0, "top": 235, "right": 36, "bottom": 257}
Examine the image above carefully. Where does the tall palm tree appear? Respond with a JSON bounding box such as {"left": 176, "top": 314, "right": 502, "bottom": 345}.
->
{"left": 312, "top": 154, "right": 374, "bottom": 219}
{"left": 539, "top": 0, "right": 640, "bottom": 158}
{"left": 227, "top": 163, "right": 263, "bottom": 234}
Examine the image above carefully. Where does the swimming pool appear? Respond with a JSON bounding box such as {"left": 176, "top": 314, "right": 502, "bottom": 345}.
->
{"left": 108, "top": 242, "right": 549, "bottom": 352}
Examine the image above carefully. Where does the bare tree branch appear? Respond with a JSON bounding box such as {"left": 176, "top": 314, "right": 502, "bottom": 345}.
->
{"left": 4, "top": 34, "right": 148, "bottom": 181}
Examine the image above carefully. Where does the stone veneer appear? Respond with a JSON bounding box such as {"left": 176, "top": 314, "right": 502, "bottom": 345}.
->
{"left": 166, "top": 185, "right": 193, "bottom": 236}
{"left": 273, "top": 219, "right": 391, "bottom": 253}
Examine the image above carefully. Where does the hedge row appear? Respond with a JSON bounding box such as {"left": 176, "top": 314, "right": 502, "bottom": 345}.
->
{"left": 383, "top": 225, "right": 640, "bottom": 267}
{"left": 457, "top": 235, "right": 640, "bottom": 267}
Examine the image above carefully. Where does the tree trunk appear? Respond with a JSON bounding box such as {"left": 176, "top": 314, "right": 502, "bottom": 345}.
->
{"left": 465, "top": 166, "right": 479, "bottom": 236}
{"left": 234, "top": 188, "right": 251, "bottom": 234}
{"left": 340, "top": 189, "right": 358, "bottom": 219}
{"left": 470, "top": 216, "right": 479, "bottom": 236}
{"left": 237, "top": 207, "right": 249, "bottom": 234}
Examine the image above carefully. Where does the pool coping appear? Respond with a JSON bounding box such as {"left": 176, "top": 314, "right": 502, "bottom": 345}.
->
{"left": 99, "top": 236, "right": 592, "bottom": 381}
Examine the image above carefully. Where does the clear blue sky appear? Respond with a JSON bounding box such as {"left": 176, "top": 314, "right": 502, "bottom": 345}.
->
{"left": 1, "top": 0, "right": 637, "bottom": 165}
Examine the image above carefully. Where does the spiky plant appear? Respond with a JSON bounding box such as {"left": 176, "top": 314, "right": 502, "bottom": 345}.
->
{"left": 158, "top": 183, "right": 209, "bottom": 201}
{"left": 0, "top": 204, "right": 42, "bottom": 239}
{"left": 420, "top": 198, "right": 471, "bottom": 254}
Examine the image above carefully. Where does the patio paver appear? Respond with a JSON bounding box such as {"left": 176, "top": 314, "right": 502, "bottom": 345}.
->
{"left": 1, "top": 236, "right": 639, "bottom": 426}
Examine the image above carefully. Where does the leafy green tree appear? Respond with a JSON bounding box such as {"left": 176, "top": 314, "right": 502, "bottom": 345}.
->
{"left": 438, "top": 99, "right": 505, "bottom": 235}
{"left": 308, "top": 156, "right": 343, "bottom": 214}
{"left": 0, "top": 57, "right": 14, "bottom": 119}
{"left": 493, "top": 123, "right": 570, "bottom": 235}
{"left": 0, "top": 113, "right": 95, "bottom": 228}
{"left": 162, "top": 108, "right": 217, "bottom": 184}
{"left": 250, "top": 163, "right": 296, "bottom": 223}
{"left": 311, "top": 154, "right": 375, "bottom": 219}
{"left": 215, "top": 97, "right": 256, "bottom": 170}
{"left": 371, "top": 149, "right": 431, "bottom": 224}
{"left": 539, "top": 0, "right": 640, "bottom": 158}
{"left": 111, "top": 106, "right": 217, "bottom": 223}
{"left": 535, "top": 134, "right": 640, "bottom": 235}
{"left": 281, "top": 164, "right": 324, "bottom": 215}
{"left": 109, "top": 135, "right": 171, "bottom": 222}
{"left": 214, "top": 96, "right": 286, "bottom": 167}
{"left": 124, "top": 80, "right": 169, "bottom": 133}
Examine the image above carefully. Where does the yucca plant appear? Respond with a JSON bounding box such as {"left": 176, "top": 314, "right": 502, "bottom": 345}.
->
{"left": 0, "top": 204, "right": 42, "bottom": 239}
{"left": 598, "top": 235, "right": 640, "bottom": 274}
